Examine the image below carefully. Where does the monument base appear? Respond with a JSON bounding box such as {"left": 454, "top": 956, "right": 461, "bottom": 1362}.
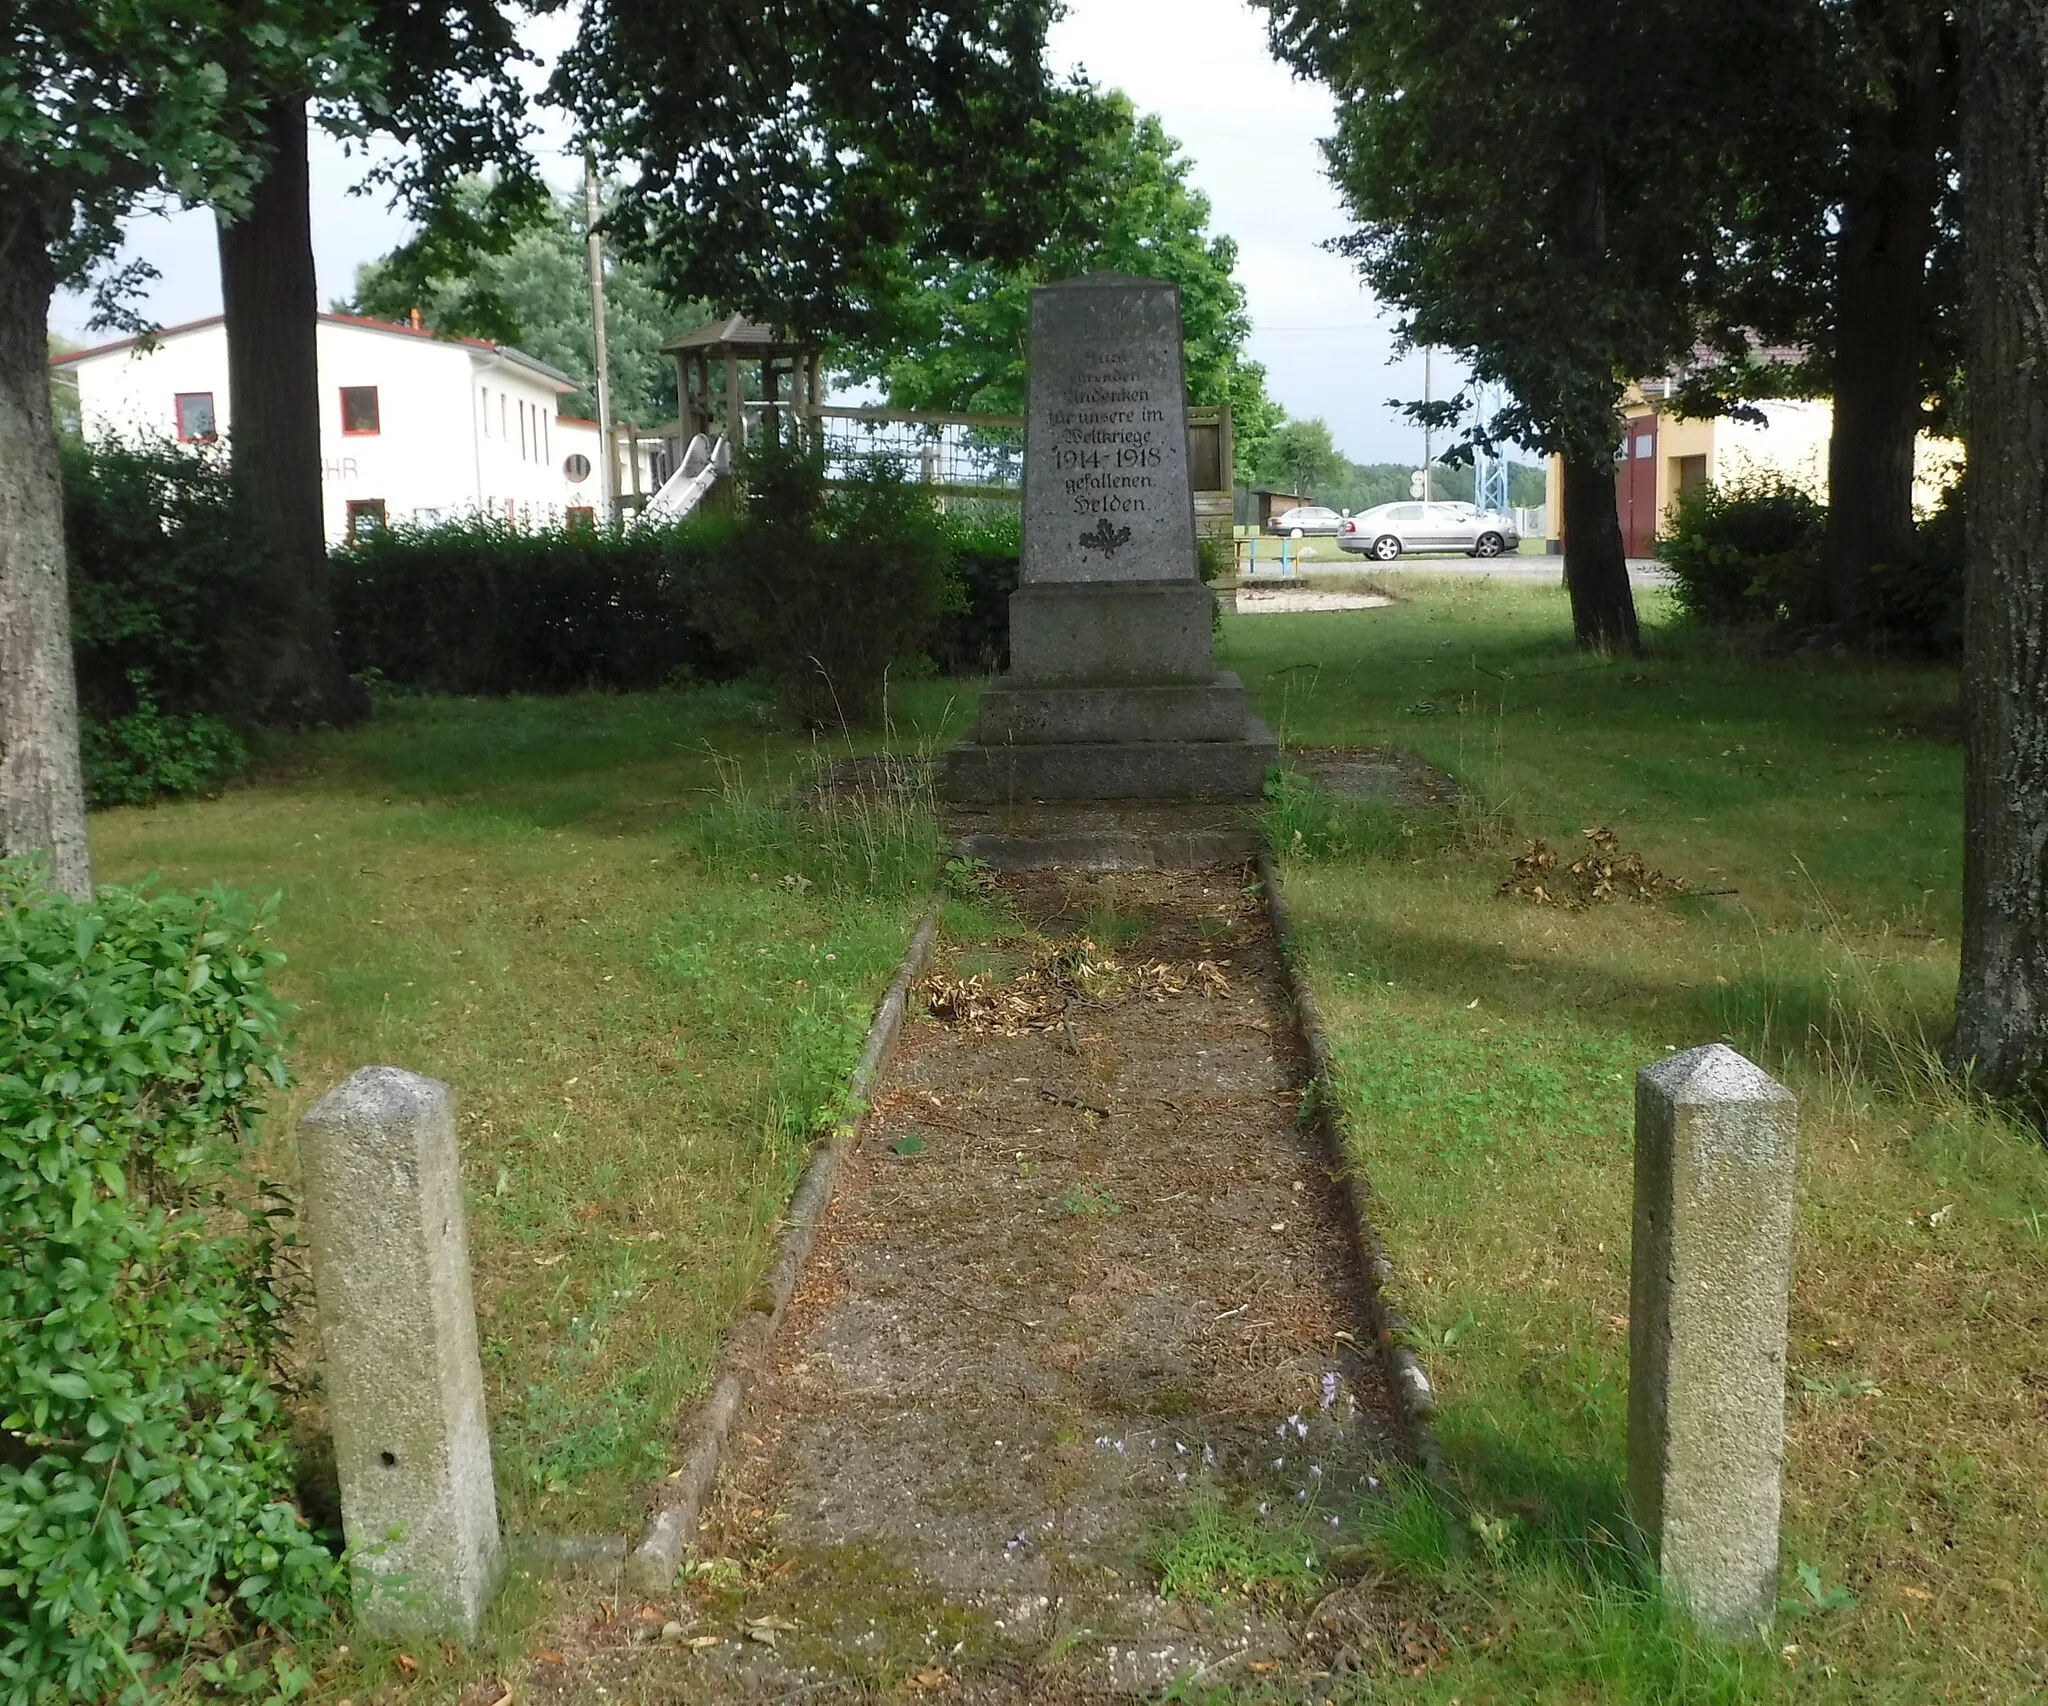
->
{"left": 943, "top": 799, "right": 1263, "bottom": 871}
{"left": 976, "top": 673, "right": 1251, "bottom": 744}
{"left": 1008, "top": 582, "right": 1216, "bottom": 684}
{"left": 942, "top": 711, "right": 1277, "bottom": 805}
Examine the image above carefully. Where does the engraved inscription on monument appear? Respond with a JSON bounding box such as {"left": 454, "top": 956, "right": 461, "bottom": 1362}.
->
{"left": 1022, "top": 275, "right": 1197, "bottom": 586}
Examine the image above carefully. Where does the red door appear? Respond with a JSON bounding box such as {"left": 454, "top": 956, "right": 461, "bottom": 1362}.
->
{"left": 1614, "top": 417, "right": 1659, "bottom": 557}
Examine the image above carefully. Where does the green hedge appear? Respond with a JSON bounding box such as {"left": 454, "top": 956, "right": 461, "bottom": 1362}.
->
{"left": 331, "top": 463, "right": 1024, "bottom": 718}
{"left": 332, "top": 511, "right": 744, "bottom": 696}
{"left": 62, "top": 434, "right": 1027, "bottom": 754}
{"left": 0, "top": 868, "right": 340, "bottom": 1703}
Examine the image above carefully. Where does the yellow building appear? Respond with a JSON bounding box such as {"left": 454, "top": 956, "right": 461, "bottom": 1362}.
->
{"left": 1543, "top": 388, "right": 1963, "bottom": 556}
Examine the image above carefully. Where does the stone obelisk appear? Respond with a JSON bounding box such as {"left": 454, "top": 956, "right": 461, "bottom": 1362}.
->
{"left": 942, "top": 273, "right": 1275, "bottom": 804}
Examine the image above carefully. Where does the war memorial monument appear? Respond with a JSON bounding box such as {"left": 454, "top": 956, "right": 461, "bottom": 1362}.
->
{"left": 943, "top": 273, "right": 1276, "bottom": 805}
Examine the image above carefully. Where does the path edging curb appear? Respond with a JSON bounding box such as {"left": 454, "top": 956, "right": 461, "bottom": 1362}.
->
{"left": 1256, "top": 850, "right": 1446, "bottom": 1483}
{"left": 624, "top": 903, "right": 942, "bottom": 1592}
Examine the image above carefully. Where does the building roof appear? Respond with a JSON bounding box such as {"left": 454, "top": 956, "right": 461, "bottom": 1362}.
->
{"left": 49, "top": 311, "right": 580, "bottom": 392}
{"left": 661, "top": 314, "right": 809, "bottom": 355}
{"left": 558, "top": 416, "right": 669, "bottom": 439}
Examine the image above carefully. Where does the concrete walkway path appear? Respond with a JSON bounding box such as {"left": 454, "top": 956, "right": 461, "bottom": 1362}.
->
{"left": 665, "top": 868, "right": 1405, "bottom": 1701}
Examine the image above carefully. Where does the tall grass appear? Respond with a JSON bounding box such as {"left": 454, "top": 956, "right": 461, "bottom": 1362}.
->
{"left": 683, "top": 745, "right": 943, "bottom": 902}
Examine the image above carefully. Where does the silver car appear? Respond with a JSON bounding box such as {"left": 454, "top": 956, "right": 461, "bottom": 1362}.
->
{"left": 1338, "top": 501, "right": 1520, "bottom": 560}
{"left": 1266, "top": 504, "right": 1345, "bottom": 535}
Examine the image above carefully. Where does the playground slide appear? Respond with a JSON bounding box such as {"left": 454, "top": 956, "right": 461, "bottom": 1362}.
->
{"left": 639, "top": 433, "right": 730, "bottom": 522}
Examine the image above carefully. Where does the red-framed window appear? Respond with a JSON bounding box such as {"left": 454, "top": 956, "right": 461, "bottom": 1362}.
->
{"left": 174, "top": 392, "right": 217, "bottom": 442}
{"left": 345, "top": 498, "right": 387, "bottom": 543}
{"left": 340, "top": 386, "right": 381, "bottom": 435}
{"left": 566, "top": 506, "right": 595, "bottom": 531}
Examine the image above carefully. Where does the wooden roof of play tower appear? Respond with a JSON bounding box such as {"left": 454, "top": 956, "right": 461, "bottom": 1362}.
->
{"left": 660, "top": 316, "right": 811, "bottom": 358}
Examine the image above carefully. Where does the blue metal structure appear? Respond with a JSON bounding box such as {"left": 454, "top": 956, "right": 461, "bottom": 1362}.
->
{"left": 1471, "top": 383, "right": 1511, "bottom": 514}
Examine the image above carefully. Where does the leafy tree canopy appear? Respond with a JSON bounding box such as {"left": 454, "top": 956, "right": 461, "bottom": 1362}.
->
{"left": 1248, "top": 417, "right": 1347, "bottom": 500}
{"left": 2, "top": 0, "right": 374, "bottom": 303}
{"left": 1256, "top": 0, "right": 1826, "bottom": 462}
{"left": 348, "top": 179, "right": 701, "bottom": 426}
{"left": 842, "top": 88, "right": 1279, "bottom": 478}
{"left": 554, "top": 0, "right": 1084, "bottom": 345}
{"left": 307, "top": 1, "right": 553, "bottom": 310}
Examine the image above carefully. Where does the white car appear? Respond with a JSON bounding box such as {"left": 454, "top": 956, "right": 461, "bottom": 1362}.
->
{"left": 1265, "top": 504, "right": 1345, "bottom": 535}
{"left": 1338, "top": 501, "right": 1520, "bottom": 560}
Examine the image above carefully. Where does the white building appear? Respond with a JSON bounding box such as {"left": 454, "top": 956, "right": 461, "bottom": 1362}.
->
{"left": 51, "top": 312, "right": 662, "bottom": 544}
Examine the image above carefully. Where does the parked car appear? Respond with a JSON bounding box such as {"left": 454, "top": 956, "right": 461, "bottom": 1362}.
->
{"left": 1266, "top": 504, "right": 1345, "bottom": 535}
{"left": 1338, "top": 501, "right": 1520, "bottom": 560}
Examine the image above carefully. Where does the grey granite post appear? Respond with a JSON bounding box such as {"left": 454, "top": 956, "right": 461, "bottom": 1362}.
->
{"left": 297, "top": 1067, "right": 502, "bottom": 1641}
{"left": 1628, "top": 1044, "right": 1798, "bottom": 1635}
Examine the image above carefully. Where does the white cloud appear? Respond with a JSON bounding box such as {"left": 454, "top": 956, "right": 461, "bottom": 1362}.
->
{"left": 1049, "top": 0, "right": 1440, "bottom": 461}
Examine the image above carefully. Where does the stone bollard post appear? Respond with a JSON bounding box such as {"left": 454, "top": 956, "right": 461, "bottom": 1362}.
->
{"left": 298, "top": 1067, "right": 502, "bottom": 1640}
{"left": 1628, "top": 1044, "right": 1797, "bottom": 1636}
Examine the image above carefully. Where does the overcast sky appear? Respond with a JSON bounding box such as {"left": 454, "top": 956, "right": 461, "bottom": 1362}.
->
{"left": 51, "top": 0, "right": 1439, "bottom": 464}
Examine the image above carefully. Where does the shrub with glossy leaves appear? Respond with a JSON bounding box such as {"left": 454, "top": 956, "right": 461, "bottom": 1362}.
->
{"left": 700, "top": 443, "right": 959, "bottom": 726}
{"left": 0, "top": 868, "right": 340, "bottom": 1704}
{"left": 929, "top": 510, "right": 1020, "bottom": 677}
{"left": 1658, "top": 471, "right": 1963, "bottom": 653}
{"left": 1657, "top": 473, "right": 1826, "bottom": 626}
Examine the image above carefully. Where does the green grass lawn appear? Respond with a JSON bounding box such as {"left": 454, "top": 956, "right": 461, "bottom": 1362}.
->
{"left": 82, "top": 583, "right": 2045, "bottom": 1701}
{"left": 1221, "top": 575, "right": 2047, "bottom": 1701}
{"left": 90, "top": 679, "right": 973, "bottom": 1538}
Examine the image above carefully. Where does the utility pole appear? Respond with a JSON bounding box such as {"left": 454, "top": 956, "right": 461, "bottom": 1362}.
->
{"left": 583, "top": 151, "right": 617, "bottom": 517}
{"left": 1422, "top": 346, "right": 1434, "bottom": 502}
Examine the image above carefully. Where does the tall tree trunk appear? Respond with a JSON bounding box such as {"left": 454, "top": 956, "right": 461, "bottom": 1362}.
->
{"left": 1819, "top": 8, "right": 1948, "bottom": 626}
{"left": 0, "top": 186, "right": 91, "bottom": 899}
{"left": 216, "top": 96, "right": 368, "bottom": 728}
{"left": 1946, "top": 0, "right": 2048, "bottom": 1108}
{"left": 1561, "top": 447, "right": 1642, "bottom": 653}
{"left": 1548, "top": 145, "right": 1642, "bottom": 653}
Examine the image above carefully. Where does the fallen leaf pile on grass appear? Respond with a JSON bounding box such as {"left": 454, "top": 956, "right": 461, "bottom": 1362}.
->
{"left": 1498, "top": 826, "right": 1687, "bottom": 909}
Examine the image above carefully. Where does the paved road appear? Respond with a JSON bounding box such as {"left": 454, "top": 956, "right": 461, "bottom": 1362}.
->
{"left": 1244, "top": 552, "right": 1672, "bottom": 589}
